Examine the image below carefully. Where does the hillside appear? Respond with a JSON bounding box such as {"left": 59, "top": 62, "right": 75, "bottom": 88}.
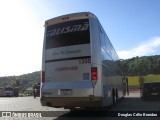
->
{"left": 0, "top": 71, "right": 40, "bottom": 92}
{"left": 119, "top": 55, "right": 160, "bottom": 76}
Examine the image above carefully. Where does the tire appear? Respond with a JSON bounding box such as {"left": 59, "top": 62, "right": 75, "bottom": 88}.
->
{"left": 141, "top": 94, "right": 147, "bottom": 101}
{"left": 115, "top": 89, "right": 118, "bottom": 102}
{"left": 112, "top": 90, "right": 116, "bottom": 106}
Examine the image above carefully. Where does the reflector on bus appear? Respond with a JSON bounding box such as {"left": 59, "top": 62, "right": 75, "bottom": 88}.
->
{"left": 41, "top": 71, "right": 45, "bottom": 83}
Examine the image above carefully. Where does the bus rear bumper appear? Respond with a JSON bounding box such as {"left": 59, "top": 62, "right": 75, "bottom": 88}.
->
{"left": 40, "top": 96, "right": 103, "bottom": 108}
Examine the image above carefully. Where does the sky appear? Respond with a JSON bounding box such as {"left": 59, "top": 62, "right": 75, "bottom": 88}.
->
{"left": 0, "top": 0, "right": 160, "bottom": 76}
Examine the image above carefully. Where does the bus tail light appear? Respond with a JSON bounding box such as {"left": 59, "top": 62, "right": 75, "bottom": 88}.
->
{"left": 61, "top": 17, "right": 69, "bottom": 21}
{"left": 41, "top": 71, "right": 45, "bottom": 83}
{"left": 91, "top": 67, "right": 98, "bottom": 86}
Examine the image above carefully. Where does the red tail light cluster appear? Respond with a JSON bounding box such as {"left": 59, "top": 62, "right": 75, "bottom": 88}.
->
{"left": 91, "top": 67, "right": 98, "bottom": 80}
{"left": 41, "top": 71, "right": 45, "bottom": 83}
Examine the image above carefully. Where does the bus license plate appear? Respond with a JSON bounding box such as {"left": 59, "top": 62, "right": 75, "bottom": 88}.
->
{"left": 59, "top": 89, "right": 71, "bottom": 95}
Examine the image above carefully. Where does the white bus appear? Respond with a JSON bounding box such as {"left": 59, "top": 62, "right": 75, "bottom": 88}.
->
{"left": 40, "top": 12, "right": 126, "bottom": 110}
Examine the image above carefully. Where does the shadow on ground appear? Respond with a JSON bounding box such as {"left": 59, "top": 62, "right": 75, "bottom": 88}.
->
{"left": 53, "top": 96, "right": 160, "bottom": 120}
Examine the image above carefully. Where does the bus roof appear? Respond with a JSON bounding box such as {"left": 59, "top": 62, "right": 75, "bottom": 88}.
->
{"left": 44, "top": 12, "right": 97, "bottom": 27}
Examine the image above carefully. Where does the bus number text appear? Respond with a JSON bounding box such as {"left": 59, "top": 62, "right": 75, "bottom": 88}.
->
{"left": 79, "top": 58, "right": 91, "bottom": 64}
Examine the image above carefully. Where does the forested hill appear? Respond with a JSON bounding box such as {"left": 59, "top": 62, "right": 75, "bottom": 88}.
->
{"left": 119, "top": 55, "right": 160, "bottom": 76}
{"left": 0, "top": 55, "right": 160, "bottom": 90}
{"left": 0, "top": 71, "right": 40, "bottom": 91}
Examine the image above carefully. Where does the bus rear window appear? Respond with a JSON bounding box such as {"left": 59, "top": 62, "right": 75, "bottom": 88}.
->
{"left": 5, "top": 87, "right": 13, "bottom": 91}
{"left": 46, "top": 19, "right": 90, "bottom": 49}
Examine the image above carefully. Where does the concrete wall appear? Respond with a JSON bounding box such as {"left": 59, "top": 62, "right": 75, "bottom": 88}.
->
{"left": 128, "top": 75, "right": 160, "bottom": 87}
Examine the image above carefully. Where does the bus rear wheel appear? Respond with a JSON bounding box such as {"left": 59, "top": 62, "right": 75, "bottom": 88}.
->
{"left": 116, "top": 89, "right": 118, "bottom": 102}
{"left": 112, "top": 90, "right": 116, "bottom": 106}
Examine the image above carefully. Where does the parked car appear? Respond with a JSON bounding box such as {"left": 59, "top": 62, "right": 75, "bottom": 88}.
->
{"left": 140, "top": 82, "right": 160, "bottom": 100}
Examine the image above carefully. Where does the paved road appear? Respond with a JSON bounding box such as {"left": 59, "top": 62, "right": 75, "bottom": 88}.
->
{"left": 0, "top": 93, "right": 160, "bottom": 120}
{"left": 112, "top": 93, "right": 160, "bottom": 111}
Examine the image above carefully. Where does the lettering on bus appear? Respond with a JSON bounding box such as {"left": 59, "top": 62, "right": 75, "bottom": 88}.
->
{"left": 47, "top": 22, "right": 89, "bottom": 37}
{"left": 55, "top": 66, "right": 78, "bottom": 72}
{"left": 79, "top": 58, "right": 91, "bottom": 64}
{"left": 46, "top": 19, "right": 90, "bottom": 49}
